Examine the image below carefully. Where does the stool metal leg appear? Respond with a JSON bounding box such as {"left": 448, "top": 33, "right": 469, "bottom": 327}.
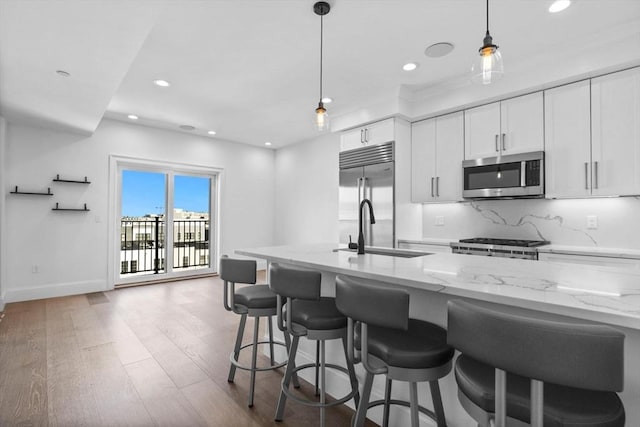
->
{"left": 383, "top": 378, "right": 393, "bottom": 427}
{"left": 429, "top": 380, "right": 447, "bottom": 427}
{"left": 283, "top": 331, "right": 300, "bottom": 389}
{"left": 315, "top": 342, "right": 320, "bottom": 396}
{"left": 248, "top": 316, "right": 260, "bottom": 407}
{"left": 275, "top": 335, "right": 300, "bottom": 421}
{"left": 268, "top": 316, "right": 275, "bottom": 366}
{"left": 341, "top": 335, "right": 360, "bottom": 409}
{"left": 409, "top": 381, "right": 419, "bottom": 427}
{"left": 228, "top": 313, "right": 247, "bottom": 383}
{"left": 320, "top": 339, "right": 326, "bottom": 427}
{"left": 354, "top": 371, "right": 374, "bottom": 427}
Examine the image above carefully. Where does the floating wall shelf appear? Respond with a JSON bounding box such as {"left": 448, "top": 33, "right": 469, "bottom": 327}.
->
{"left": 53, "top": 175, "right": 91, "bottom": 184}
{"left": 52, "top": 202, "right": 90, "bottom": 212}
{"left": 10, "top": 186, "right": 53, "bottom": 196}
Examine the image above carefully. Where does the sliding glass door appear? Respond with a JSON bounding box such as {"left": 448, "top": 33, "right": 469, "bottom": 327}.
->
{"left": 117, "top": 163, "right": 217, "bottom": 285}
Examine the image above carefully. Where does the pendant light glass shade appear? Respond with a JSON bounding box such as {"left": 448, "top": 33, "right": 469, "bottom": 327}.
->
{"left": 315, "top": 102, "right": 329, "bottom": 131}
{"left": 471, "top": 0, "right": 503, "bottom": 85}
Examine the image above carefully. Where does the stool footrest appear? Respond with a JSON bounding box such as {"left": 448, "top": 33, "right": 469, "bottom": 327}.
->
{"left": 281, "top": 362, "right": 358, "bottom": 408}
{"left": 229, "top": 340, "right": 288, "bottom": 372}
{"left": 366, "top": 398, "right": 438, "bottom": 424}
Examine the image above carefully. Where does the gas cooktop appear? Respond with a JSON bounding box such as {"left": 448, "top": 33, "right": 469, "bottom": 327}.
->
{"left": 458, "top": 238, "right": 550, "bottom": 247}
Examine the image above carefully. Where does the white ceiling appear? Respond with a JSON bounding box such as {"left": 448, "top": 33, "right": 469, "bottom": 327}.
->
{"left": 1, "top": 0, "right": 640, "bottom": 148}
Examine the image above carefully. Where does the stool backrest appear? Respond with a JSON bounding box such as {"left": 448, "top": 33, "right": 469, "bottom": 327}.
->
{"left": 335, "top": 275, "right": 409, "bottom": 331}
{"left": 219, "top": 256, "right": 257, "bottom": 285}
{"left": 447, "top": 299, "right": 624, "bottom": 392}
{"left": 269, "top": 263, "right": 321, "bottom": 301}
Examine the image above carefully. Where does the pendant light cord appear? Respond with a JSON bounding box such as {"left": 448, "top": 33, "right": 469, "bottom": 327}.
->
{"left": 319, "top": 13, "right": 324, "bottom": 101}
{"left": 486, "top": 0, "right": 489, "bottom": 34}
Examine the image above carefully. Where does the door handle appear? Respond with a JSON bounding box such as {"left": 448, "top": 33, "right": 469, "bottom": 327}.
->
{"left": 360, "top": 129, "right": 364, "bottom": 144}
{"left": 501, "top": 133, "right": 506, "bottom": 151}
{"left": 364, "top": 128, "right": 369, "bottom": 143}
{"left": 495, "top": 135, "right": 499, "bottom": 152}
{"left": 594, "top": 161, "right": 599, "bottom": 189}
{"left": 584, "top": 162, "right": 589, "bottom": 190}
{"left": 436, "top": 176, "right": 440, "bottom": 197}
{"left": 431, "top": 177, "right": 435, "bottom": 197}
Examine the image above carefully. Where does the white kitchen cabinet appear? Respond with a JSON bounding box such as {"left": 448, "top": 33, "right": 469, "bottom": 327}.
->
{"left": 538, "top": 252, "right": 640, "bottom": 270}
{"left": 591, "top": 67, "right": 640, "bottom": 196}
{"left": 340, "top": 118, "right": 395, "bottom": 152}
{"left": 464, "top": 92, "right": 544, "bottom": 159}
{"left": 544, "top": 80, "right": 592, "bottom": 198}
{"left": 411, "top": 112, "right": 464, "bottom": 203}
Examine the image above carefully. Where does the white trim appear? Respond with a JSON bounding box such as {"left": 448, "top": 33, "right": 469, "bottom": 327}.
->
{"left": 108, "top": 155, "right": 223, "bottom": 288}
{"left": 0, "top": 117, "right": 6, "bottom": 309}
{"left": 0, "top": 297, "right": 5, "bottom": 312}
{"left": 3, "top": 280, "right": 107, "bottom": 303}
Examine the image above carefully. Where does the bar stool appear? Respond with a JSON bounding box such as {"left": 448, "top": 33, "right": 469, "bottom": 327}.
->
{"left": 220, "top": 255, "right": 292, "bottom": 407}
{"left": 269, "top": 263, "right": 360, "bottom": 427}
{"left": 335, "top": 275, "right": 454, "bottom": 427}
{"left": 447, "top": 299, "right": 625, "bottom": 427}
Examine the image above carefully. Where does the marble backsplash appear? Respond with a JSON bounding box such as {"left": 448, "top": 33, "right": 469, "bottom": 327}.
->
{"left": 421, "top": 197, "right": 640, "bottom": 249}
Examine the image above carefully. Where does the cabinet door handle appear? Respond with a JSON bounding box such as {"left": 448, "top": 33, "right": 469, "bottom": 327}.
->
{"left": 584, "top": 162, "right": 589, "bottom": 190}
{"left": 594, "top": 161, "right": 599, "bottom": 189}
{"left": 365, "top": 128, "right": 369, "bottom": 143}
{"left": 501, "top": 133, "right": 506, "bottom": 151}
{"left": 431, "top": 177, "right": 435, "bottom": 197}
{"left": 360, "top": 129, "right": 364, "bottom": 144}
{"left": 495, "top": 135, "right": 499, "bottom": 152}
{"left": 436, "top": 176, "right": 440, "bottom": 197}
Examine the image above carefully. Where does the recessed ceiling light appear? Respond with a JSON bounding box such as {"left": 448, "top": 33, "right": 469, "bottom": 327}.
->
{"left": 207, "top": 130, "right": 217, "bottom": 135}
{"left": 153, "top": 79, "right": 171, "bottom": 87}
{"left": 424, "top": 42, "right": 455, "bottom": 58}
{"left": 403, "top": 62, "right": 418, "bottom": 71}
{"left": 321, "top": 97, "right": 333, "bottom": 104}
{"left": 549, "top": 0, "right": 571, "bottom": 13}
{"left": 179, "top": 125, "right": 195, "bottom": 131}
{"left": 265, "top": 142, "right": 272, "bottom": 146}
{"left": 127, "top": 114, "right": 139, "bottom": 120}
{"left": 56, "top": 70, "right": 70, "bottom": 77}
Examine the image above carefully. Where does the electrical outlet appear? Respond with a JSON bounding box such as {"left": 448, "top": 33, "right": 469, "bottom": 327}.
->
{"left": 587, "top": 215, "right": 598, "bottom": 229}
{"left": 435, "top": 216, "right": 445, "bottom": 226}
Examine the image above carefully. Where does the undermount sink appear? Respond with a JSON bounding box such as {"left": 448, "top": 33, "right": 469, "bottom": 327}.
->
{"left": 333, "top": 247, "right": 431, "bottom": 258}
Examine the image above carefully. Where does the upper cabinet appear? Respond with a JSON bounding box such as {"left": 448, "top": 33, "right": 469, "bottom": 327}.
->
{"left": 340, "top": 118, "right": 395, "bottom": 152}
{"left": 411, "top": 112, "right": 464, "bottom": 203}
{"left": 544, "top": 80, "right": 592, "bottom": 198}
{"left": 464, "top": 92, "right": 544, "bottom": 159}
{"left": 591, "top": 67, "right": 640, "bottom": 197}
{"left": 545, "top": 67, "right": 640, "bottom": 198}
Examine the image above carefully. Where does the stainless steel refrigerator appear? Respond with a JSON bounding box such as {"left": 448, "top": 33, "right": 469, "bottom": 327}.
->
{"left": 339, "top": 142, "right": 394, "bottom": 248}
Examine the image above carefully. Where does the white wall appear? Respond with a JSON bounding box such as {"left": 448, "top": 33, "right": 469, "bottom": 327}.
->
{"left": 274, "top": 132, "right": 339, "bottom": 245}
{"left": 0, "top": 117, "right": 6, "bottom": 311}
{"left": 3, "top": 119, "right": 275, "bottom": 303}
{"left": 422, "top": 197, "right": 640, "bottom": 249}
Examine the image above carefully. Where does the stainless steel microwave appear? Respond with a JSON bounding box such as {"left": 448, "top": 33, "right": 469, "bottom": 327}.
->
{"left": 462, "top": 151, "right": 544, "bottom": 199}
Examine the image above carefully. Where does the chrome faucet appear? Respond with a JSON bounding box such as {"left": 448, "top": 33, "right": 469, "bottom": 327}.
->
{"left": 357, "top": 198, "right": 376, "bottom": 254}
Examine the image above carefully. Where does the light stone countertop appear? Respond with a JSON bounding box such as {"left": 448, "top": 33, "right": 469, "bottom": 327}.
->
{"left": 237, "top": 243, "right": 640, "bottom": 330}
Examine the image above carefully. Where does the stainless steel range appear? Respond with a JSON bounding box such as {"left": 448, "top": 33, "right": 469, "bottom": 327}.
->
{"left": 450, "top": 238, "right": 550, "bottom": 260}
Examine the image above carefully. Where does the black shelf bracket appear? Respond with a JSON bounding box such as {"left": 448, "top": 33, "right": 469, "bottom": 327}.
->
{"left": 52, "top": 202, "right": 90, "bottom": 212}
{"left": 53, "top": 174, "right": 91, "bottom": 184}
{"left": 10, "top": 186, "right": 53, "bottom": 196}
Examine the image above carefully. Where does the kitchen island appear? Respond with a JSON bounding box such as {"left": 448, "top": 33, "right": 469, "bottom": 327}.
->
{"left": 237, "top": 243, "right": 640, "bottom": 426}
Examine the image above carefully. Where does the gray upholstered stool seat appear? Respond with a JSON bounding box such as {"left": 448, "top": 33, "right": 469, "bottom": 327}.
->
{"left": 455, "top": 355, "right": 625, "bottom": 427}
{"left": 233, "top": 285, "right": 278, "bottom": 309}
{"left": 289, "top": 297, "right": 348, "bottom": 330}
{"left": 336, "top": 275, "right": 453, "bottom": 427}
{"left": 270, "top": 263, "right": 359, "bottom": 427}
{"left": 356, "top": 319, "right": 454, "bottom": 369}
{"left": 219, "top": 256, "right": 291, "bottom": 408}
{"left": 447, "top": 299, "right": 626, "bottom": 427}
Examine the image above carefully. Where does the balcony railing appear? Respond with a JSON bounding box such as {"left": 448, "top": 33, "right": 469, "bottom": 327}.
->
{"left": 120, "top": 217, "right": 209, "bottom": 275}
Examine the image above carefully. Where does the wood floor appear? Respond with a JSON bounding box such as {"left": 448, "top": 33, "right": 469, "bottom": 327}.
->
{"left": 0, "top": 275, "right": 376, "bottom": 426}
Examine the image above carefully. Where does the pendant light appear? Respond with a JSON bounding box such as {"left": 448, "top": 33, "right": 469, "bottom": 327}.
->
{"left": 471, "top": 0, "right": 503, "bottom": 85}
{"left": 313, "top": 1, "right": 330, "bottom": 131}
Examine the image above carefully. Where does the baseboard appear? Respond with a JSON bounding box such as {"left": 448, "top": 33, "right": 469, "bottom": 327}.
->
{"left": 3, "top": 279, "right": 107, "bottom": 304}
